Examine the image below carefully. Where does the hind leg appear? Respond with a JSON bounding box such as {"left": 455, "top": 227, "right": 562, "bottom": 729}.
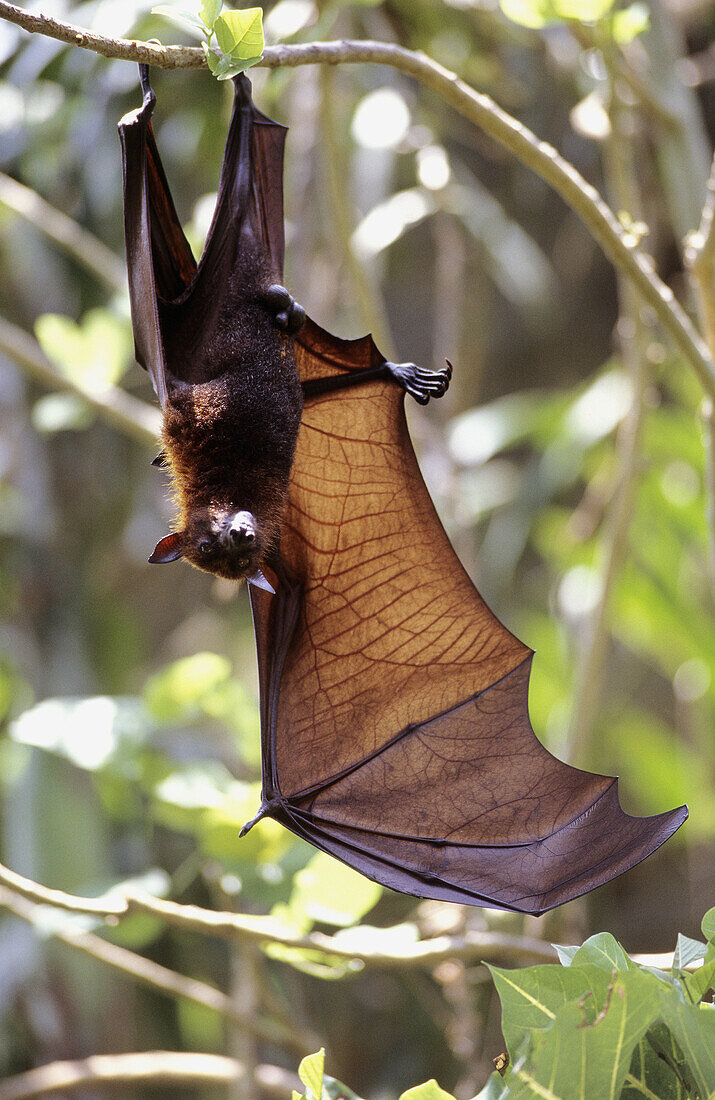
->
{"left": 302, "top": 358, "right": 452, "bottom": 405}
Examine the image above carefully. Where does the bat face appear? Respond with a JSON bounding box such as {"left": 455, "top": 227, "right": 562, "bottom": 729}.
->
{"left": 151, "top": 506, "right": 272, "bottom": 582}
{"left": 182, "top": 505, "right": 266, "bottom": 580}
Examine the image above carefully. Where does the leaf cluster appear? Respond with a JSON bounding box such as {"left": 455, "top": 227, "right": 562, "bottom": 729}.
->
{"left": 152, "top": 2, "right": 264, "bottom": 79}
{"left": 293, "top": 916, "right": 715, "bottom": 1099}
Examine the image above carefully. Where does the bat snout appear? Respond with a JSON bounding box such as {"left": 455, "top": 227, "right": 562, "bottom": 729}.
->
{"left": 221, "top": 511, "right": 258, "bottom": 551}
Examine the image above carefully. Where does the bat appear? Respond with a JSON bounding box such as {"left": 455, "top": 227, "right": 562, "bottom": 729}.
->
{"left": 119, "top": 67, "right": 687, "bottom": 914}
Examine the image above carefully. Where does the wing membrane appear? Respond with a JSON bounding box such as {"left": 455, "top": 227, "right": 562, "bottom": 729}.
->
{"left": 249, "top": 322, "right": 687, "bottom": 913}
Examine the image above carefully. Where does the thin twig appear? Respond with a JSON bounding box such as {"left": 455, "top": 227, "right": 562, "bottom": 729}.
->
{"left": 565, "top": 83, "right": 650, "bottom": 764}
{"left": 0, "top": 2, "right": 711, "bottom": 394}
{"left": 0, "top": 1051, "right": 298, "bottom": 1099}
{"left": 685, "top": 155, "right": 715, "bottom": 598}
{"left": 686, "top": 155, "right": 715, "bottom": 354}
{"left": 0, "top": 172, "right": 126, "bottom": 292}
{"left": 0, "top": 887, "right": 310, "bottom": 1052}
{"left": 0, "top": 315, "right": 160, "bottom": 446}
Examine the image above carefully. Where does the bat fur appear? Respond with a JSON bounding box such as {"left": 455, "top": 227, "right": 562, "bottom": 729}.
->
{"left": 155, "top": 241, "right": 303, "bottom": 580}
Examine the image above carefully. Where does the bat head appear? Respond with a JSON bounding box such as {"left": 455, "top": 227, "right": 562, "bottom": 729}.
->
{"left": 149, "top": 507, "right": 269, "bottom": 583}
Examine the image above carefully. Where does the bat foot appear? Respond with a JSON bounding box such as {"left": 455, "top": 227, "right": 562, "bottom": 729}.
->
{"left": 265, "top": 284, "right": 306, "bottom": 334}
{"left": 385, "top": 358, "right": 452, "bottom": 405}
{"left": 151, "top": 450, "right": 168, "bottom": 468}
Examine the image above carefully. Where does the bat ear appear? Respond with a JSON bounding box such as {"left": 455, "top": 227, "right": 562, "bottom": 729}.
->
{"left": 149, "top": 532, "right": 184, "bottom": 564}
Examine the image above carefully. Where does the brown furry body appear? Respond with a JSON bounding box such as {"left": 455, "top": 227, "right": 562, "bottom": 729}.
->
{"left": 159, "top": 242, "right": 303, "bottom": 580}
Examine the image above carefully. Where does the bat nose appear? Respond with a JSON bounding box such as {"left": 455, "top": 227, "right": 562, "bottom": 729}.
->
{"left": 223, "top": 511, "right": 257, "bottom": 549}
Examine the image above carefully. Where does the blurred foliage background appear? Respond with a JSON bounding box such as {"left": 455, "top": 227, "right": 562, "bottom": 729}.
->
{"left": 0, "top": 0, "right": 713, "bottom": 1096}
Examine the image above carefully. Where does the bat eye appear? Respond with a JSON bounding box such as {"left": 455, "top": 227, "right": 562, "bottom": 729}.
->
{"left": 238, "top": 557, "right": 250, "bottom": 569}
{"left": 199, "top": 540, "right": 212, "bottom": 555}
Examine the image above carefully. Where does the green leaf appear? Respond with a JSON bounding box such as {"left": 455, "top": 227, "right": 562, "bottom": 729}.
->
{"left": 323, "top": 1074, "right": 363, "bottom": 1099}
{"left": 702, "top": 907, "right": 715, "bottom": 943}
{"left": 200, "top": 0, "right": 222, "bottom": 29}
{"left": 297, "top": 1049, "right": 324, "bottom": 1100}
{"left": 553, "top": 943, "right": 579, "bottom": 966}
{"left": 681, "top": 956, "right": 715, "bottom": 1004}
{"left": 571, "top": 932, "right": 632, "bottom": 972}
{"left": 213, "top": 8, "right": 264, "bottom": 59}
{"left": 151, "top": 5, "right": 206, "bottom": 38}
{"left": 657, "top": 988, "right": 715, "bottom": 1097}
{"left": 215, "top": 53, "right": 264, "bottom": 79}
{"left": 672, "top": 933, "right": 707, "bottom": 971}
{"left": 509, "top": 971, "right": 660, "bottom": 1100}
{"left": 488, "top": 962, "right": 608, "bottom": 1056}
{"left": 610, "top": 1, "right": 649, "bottom": 42}
{"left": 398, "top": 1081, "right": 456, "bottom": 1100}
{"left": 623, "top": 1026, "right": 689, "bottom": 1100}
{"left": 470, "top": 1072, "right": 510, "bottom": 1100}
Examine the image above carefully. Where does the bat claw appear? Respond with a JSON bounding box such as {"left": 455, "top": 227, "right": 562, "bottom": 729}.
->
{"left": 385, "top": 360, "right": 452, "bottom": 403}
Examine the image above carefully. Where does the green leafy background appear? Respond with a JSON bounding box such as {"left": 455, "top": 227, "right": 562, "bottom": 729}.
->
{"left": 0, "top": 0, "right": 712, "bottom": 1095}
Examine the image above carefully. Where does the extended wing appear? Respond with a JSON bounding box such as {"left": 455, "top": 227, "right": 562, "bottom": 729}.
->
{"left": 118, "top": 68, "right": 287, "bottom": 407}
{"left": 250, "top": 324, "right": 687, "bottom": 914}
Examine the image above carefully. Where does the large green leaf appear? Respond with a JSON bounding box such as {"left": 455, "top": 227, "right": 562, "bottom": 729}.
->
{"left": 509, "top": 971, "right": 660, "bottom": 1100}
{"left": 623, "top": 1026, "right": 688, "bottom": 1100}
{"left": 488, "top": 962, "right": 612, "bottom": 1056}
{"left": 657, "top": 991, "right": 715, "bottom": 1097}
{"left": 213, "top": 7, "right": 263, "bottom": 58}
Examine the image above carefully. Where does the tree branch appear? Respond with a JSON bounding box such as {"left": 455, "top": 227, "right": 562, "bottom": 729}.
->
{"left": 0, "top": 172, "right": 126, "bottom": 293}
{"left": 0, "top": 1051, "right": 298, "bottom": 1100}
{"left": 0, "top": 862, "right": 699, "bottom": 976}
{"left": 0, "top": 315, "right": 160, "bottom": 446}
{"left": 0, "top": 2, "right": 203, "bottom": 67}
{"left": 0, "top": 860, "right": 555, "bottom": 966}
{"left": 0, "top": 1, "right": 711, "bottom": 395}
{"left": 0, "top": 886, "right": 311, "bottom": 1053}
